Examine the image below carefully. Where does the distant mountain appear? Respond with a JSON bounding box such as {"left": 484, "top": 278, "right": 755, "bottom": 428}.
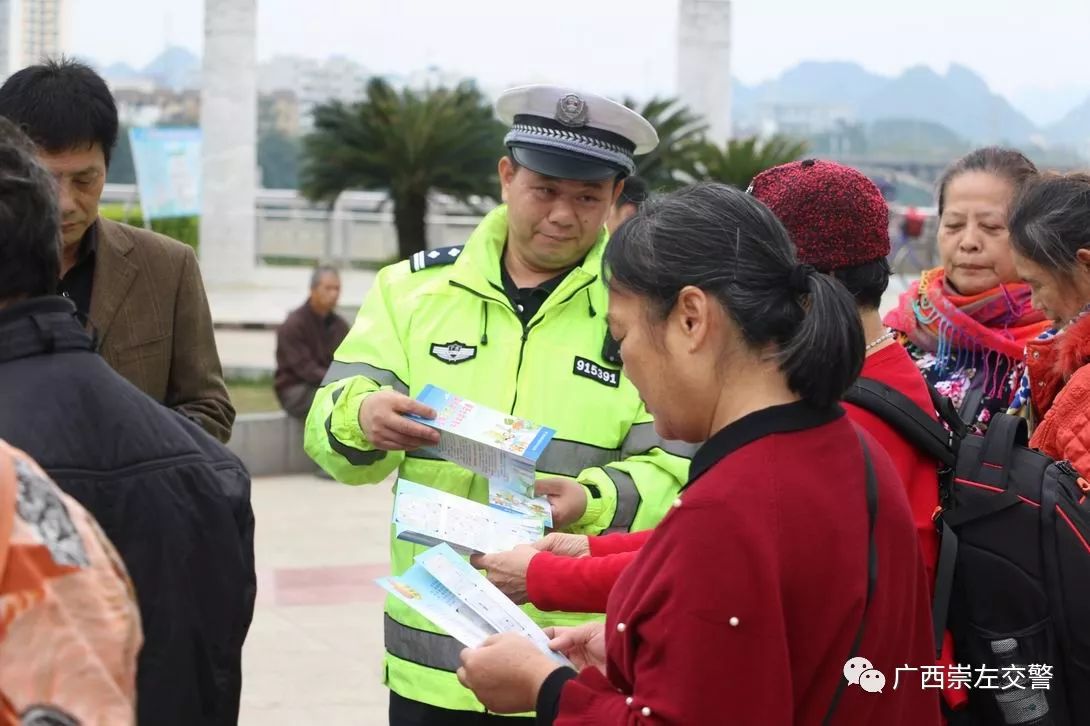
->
{"left": 763, "top": 61, "right": 886, "bottom": 107}
{"left": 1011, "top": 85, "right": 1090, "bottom": 128}
{"left": 1047, "top": 96, "right": 1090, "bottom": 150}
{"left": 859, "top": 64, "right": 1037, "bottom": 144}
{"left": 102, "top": 62, "right": 141, "bottom": 79}
{"left": 735, "top": 61, "right": 1039, "bottom": 145}
{"left": 142, "top": 46, "right": 201, "bottom": 90}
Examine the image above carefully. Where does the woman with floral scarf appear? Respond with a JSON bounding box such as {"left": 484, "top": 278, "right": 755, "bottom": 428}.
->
{"left": 885, "top": 148, "right": 1050, "bottom": 430}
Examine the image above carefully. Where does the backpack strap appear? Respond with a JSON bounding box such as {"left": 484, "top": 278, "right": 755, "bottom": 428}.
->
{"left": 845, "top": 377, "right": 963, "bottom": 659}
{"left": 927, "top": 383, "right": 969, "bottom": 441}
{"left": 1039, "top": 469, "right": 1073, "bottom": 675}
{"left": 844, "top": 378, "right": 957, "bottom": 467}
{"left": 930, "top": 518, "right": 958, "bottom": 660}
{"left": 823, "top": 433, "right": 880, "bottom": 726}
{"left": 974, "top": 413, "right": 1029, "bottom": 487}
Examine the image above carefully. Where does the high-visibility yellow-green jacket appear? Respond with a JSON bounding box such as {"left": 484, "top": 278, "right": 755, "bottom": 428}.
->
{"left": 304, "top": 205, "right": 692, "bottom": 713}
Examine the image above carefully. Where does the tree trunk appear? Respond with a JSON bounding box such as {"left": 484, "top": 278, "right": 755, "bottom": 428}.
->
{"left": 393, "top": 189, "right": 428, "bottom": 261}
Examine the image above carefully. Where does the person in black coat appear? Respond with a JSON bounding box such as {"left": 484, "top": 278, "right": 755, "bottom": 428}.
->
{"left": 0, "top": 118, "right": 255, "bottom": 725}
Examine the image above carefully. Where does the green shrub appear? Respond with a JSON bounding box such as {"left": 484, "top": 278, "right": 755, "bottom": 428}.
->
{"left": 99, "top": 204, "right": 199, "bottom": 253}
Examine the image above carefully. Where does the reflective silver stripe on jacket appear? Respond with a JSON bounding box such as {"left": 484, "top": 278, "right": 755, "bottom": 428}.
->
{"left": 322, "top": 361, "right": 409, "bottom": 395}
{"left": 325, "top": 387, "right": 387, "bottom": 466}
{"left": 536, "top": 439, "right": 619, "bottom": 477}
{"left": 604, "top": 467, "right": 640, "bottom": 533}
{"left": 384, "top": 613, "right": 462, "bottom": 672}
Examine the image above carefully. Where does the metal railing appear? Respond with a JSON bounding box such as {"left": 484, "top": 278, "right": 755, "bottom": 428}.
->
{"left": 102, "top": 185, "right": 944, "bottom": 276}
{"left": 101, "top": 184, "right": 491, "bottom": 265}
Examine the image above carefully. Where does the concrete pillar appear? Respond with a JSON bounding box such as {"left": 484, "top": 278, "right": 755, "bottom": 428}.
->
{"left": 199, "top": 0, "right": 257, "bottom": 283}
{"left": 677, "top": 0, "right": 732, "bottom": 142}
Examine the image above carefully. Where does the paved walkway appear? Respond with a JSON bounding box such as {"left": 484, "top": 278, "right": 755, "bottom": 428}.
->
{"left": 241, "top": 474, "right": 394, "bottom": 725}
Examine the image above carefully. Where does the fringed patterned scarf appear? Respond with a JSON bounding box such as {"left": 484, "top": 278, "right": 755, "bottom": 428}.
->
{"left": 883, "top": 267, "right": 1050, "bottom": 399}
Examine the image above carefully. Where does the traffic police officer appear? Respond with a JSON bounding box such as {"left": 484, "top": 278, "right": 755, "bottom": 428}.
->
{"left": 304, "top": 85, "right": 692, "bottom": 724}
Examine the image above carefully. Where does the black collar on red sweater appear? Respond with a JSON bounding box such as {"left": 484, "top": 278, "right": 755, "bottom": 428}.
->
{"left": 688, "top": 401, "right": 844, "bottom": 487}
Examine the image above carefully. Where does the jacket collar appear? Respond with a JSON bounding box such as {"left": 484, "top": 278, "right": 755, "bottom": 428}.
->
{"left": 1027, "top": 311, "right": 1090, "bottom": 417}
{"left": 448, "top": 205, "right": 607, "bottom": 312}
{"left": 688, "top": 401, "right": 844, "bottom": 487}
{"left": 0, "top": 296, "right": 96, "bottom": 365}
{"left": 88, "top": 217, "right": 138, "bottom": 342}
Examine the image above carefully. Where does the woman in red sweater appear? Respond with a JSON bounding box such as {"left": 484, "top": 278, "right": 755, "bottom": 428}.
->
{"left": 457, "top": 182, "right": 940, "bottom": 725}
{"left": 478, "top": 161, "right": 947, "bottom": 621}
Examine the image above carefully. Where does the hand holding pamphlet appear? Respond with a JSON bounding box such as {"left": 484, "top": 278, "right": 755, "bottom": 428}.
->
{"left": 376, "top": 543, "right": 573, "bottom": 668}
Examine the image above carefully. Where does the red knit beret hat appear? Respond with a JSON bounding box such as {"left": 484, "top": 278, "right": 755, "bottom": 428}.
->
{"left": 749, "top": 159, "right": 890, "bottom": 272}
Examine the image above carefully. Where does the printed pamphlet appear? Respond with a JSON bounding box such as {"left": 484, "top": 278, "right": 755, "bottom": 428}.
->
{"left": 393, "top": 479, "right": 544, "bottom": 555}
{"left": 407, "top": 385, "right": 555, "bottom": 497}
{"left": 376, "top": 543, "right": 573, "bottom": 668}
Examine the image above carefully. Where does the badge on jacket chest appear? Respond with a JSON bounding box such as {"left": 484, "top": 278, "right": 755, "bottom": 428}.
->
{"left": 573, "top": 356, "right": 620, "bottom": 387}
{"left": 430, "top": 341, "right": 477, "bottom": 364}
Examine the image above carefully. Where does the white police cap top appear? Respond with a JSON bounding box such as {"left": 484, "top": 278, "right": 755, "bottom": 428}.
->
{"left": 495, "top": 85, "right": 658, "bottom": 180}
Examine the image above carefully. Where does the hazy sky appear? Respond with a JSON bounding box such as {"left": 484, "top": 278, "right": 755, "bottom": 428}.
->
{"left": 68, "top": 0, "right": 1090, "bottom": 123}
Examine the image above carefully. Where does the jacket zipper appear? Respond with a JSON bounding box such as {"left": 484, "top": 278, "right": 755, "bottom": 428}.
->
{"left": 448, "top": 281, "right": 512, "bottom": 312}
{"left": 450, "top": 276, "right": 598, "bottom": 415}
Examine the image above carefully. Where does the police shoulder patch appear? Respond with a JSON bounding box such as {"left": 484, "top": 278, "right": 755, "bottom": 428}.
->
{"left": 410, "top": 245, "right": 464, "bottom": 273}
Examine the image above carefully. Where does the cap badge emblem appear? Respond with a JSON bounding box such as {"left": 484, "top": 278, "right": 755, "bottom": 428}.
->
{"left": 555, "top": 93, "right": 589, "bottom": 127}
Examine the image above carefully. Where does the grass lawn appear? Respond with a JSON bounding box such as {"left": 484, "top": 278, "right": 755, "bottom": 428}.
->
{"left": 227, "top": 380, "right": 281, "bottom": 414}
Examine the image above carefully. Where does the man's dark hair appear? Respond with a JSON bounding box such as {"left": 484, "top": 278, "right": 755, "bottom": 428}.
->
{"left": 616, "top": 175, "right": 649, "bottom": 209}
{"left": 0, "top": 57, "right": 119, "bottom": 166}
{"left": 0, "top": 117, "right": 61, "bottom": 300}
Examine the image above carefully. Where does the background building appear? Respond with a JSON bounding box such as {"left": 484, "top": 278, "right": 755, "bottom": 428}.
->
{"left": 677, "top": 0, "right": 732, "bottom": 141}
{"left": 0, "top": 0, "right": 66, "bottom": 79}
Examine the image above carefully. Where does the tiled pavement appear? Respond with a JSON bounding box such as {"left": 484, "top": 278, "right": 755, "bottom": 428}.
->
{"left": 240, "top": 474, "right": 395, "bottom": 725}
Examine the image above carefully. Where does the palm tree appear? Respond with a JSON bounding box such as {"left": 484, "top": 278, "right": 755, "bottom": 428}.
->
{"left": 301, "top": 78, "right": 506, "bottom": 260}
{"left": 622, "top": 96, "right": 707, "bottom": 190}
{"left": 687, "top": 135, "right": 810, "bottom": 189}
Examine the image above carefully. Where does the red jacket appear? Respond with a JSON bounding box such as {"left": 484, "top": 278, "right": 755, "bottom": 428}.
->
{"left": 527, "top": 346, "right": 944, "bottom": 616}
{"left": 549, "top": 403, "right": 940, "bottom": 725}
{"left": 1027, "top": 313, "right": 1090, "bottom": 476}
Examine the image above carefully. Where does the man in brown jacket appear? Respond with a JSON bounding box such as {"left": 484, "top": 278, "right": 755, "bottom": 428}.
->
{"left": 0, "top": 59, "right": 234, "bottom": 442}
{"left": 275, "top": 265, "right": 350, "bottom": 418}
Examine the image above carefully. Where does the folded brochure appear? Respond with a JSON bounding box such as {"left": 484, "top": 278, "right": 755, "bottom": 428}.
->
{"left": 407, "top": 384, "right": 555, "bottom": 498}
{"left": 393, "top": 479, "right": 545, "bottom": 554}
{"left": 487, "top": 478, "right": 552, "bottom": 526}
{"left": 377, "top": 543, "right": 573, "bottom": 668}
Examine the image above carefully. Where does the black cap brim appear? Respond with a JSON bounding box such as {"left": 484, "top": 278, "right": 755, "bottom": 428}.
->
{"left": 510, "top": 145, "right": 625, "bottom": 182}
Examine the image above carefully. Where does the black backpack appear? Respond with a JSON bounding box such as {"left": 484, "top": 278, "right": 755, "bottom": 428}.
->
{"left": 845, "top": 378, "right": 1090, "bottom": 726}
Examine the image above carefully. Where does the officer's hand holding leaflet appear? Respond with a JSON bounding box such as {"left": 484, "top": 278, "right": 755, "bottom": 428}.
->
{"left": 359, "top": 389, "right": 439, "bottom": 451}
{"left": 534, "top": 477, "right": 587, "bottom": 529}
